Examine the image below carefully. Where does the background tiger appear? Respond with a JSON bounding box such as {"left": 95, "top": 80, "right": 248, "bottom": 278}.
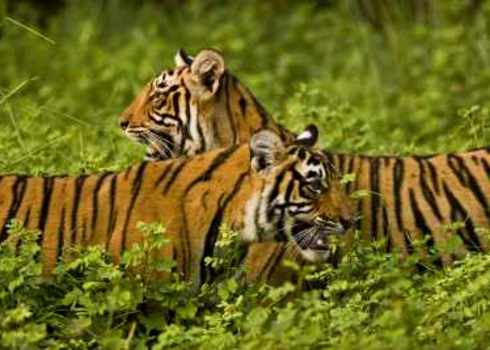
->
{"left": 0, "top": 127, "right": 353, "bottom": 285}
{"left": 120, "top": 49, "right": 490, "bottom": 281}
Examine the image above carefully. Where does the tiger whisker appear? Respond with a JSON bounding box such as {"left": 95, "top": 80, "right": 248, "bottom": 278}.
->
{"left": 144, "top": 131, "right": 173, "bottom": 157}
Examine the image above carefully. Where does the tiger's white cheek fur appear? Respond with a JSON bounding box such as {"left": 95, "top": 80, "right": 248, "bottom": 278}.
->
{"left": 242, "top": 189, "right": 274, "bottom": 242}
{"left": 301, "top": 249, "right": 331, "bottom": 262}
{"left": 243, "top": 194, "right": 260, "bottom": 242}
{"left": 182, "top": 102, "right": 204, "bottom": 155}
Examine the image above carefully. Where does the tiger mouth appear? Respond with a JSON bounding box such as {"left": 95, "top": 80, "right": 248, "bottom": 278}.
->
{"left": 125, "top": 128, "right": 175, "bottom": 160}
{"left": 291, "top": 220, "right": 346, "bottom": 252}
{"left": 125, "top": 128, "right": 147, "bottom": 143}
{"left": 145, "top": 147, "right": 171, "bottom": 161}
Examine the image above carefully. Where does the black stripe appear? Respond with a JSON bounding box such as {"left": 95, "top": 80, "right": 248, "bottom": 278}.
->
{"left": 0, "top": 176, "right": 27, "bottom": 241}
{"left": 408, "top": 188, "right": 435, "bottom": 253}
{"left": 447, "top": 154, "right": 490, "bottom": 220}
{"left": 91, "top": 173, "right": 112, "bottom": 231}
{"left": 183, "top": 146, "right": 239, "bottom": 192}
{"left": 426, "top": 160, "right": 440, "bottom": 194}
{"left": 56, "top": 207, "right": 65, "bottom": 262}
{"left": 393, "top": 159, "right": 405, "bottom": 231}
{"left": 382, "top": 207, "right": 390, "bottom": 251}
{"left": 369, "top": 158, "right": 380, "bottom": 240}
{"left": 200, "top": 189, "right": 210, "bottom": 210}
{"left": 22, "top": 207, "right": 31, "bottom": 228}
{"left": 199, "top": 171, "right": 248, "bottom": 283}
{"left": 416, "top": 158, "right": 443, "bottom": 221}
{"left": 172, "top": 91, "right": 180, "bottom": 119}
{"left": 346, "top": 156, "right": 355, "bottom": 194}
{"left": 70, "top": 175, "right": 87, "bottom": 245}
{"left": 266, "top": 167, "right": 288, "bottom": 221}
{"left": 123, "top": 168, "right": 131, "bottom": 181}
{"left": 442, "top": 182, "right": 481, "bottom": 251}
{"left": 162, "top": 160, "right": 187, "bottom": 194}
{"left": 107, "top": 174, "right": 117, "bottom": 237}
{"left": 255, "top": 245, "right": 280, "bottom": 281}
{"left": 153, "top": 163, "right": 175, "bottom": 189}
{"left": 263, "top": 245, "right": 288, "bottom": 281}
{"left": 239, "top": 96, "right": 247, "bottom": 117}
{"left": 38, "top": 177, "right": 55, "bottom": 247}
{"left": 273, "top": 204, "right": 288, "bottom": 242}
{"left": 151, "top": 130, "right": 175, "bottom": 153}
{"left": 120, "top": 162, "right": 149, "bottom": 255}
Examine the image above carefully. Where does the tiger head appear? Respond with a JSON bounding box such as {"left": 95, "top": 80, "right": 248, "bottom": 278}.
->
{"left": 247, "top": 125, "right": 354, "bottom": 263}
{"left": 120, "top": 49, "right": 291, "bottom": 160}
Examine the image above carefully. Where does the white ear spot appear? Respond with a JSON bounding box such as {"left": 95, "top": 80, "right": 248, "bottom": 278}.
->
{"left": 174, "top": 49, "right": 194, "bottom": 67}
{"left": 294, "top": 124, "right": 318, "bottom": 147}
{"left": 296, "top": 130, "right": 313, "bottom": 142}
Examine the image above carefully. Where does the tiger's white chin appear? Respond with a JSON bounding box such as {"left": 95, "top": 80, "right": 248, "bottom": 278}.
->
{"left": 299, "top": 248, "right": 332, "bottom": 263}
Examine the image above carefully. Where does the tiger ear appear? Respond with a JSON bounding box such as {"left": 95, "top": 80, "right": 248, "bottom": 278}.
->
{"left": 174, "top": 48, "right": 193, "bottom": 67}
{"left": 190, "top": 49, "right": 225, "bottom": 96}
{"left": 250, "top": 130, "right": 285, "bottom": 173}
{"left": 294, "top": 124, "right": 319, "bottom": 147}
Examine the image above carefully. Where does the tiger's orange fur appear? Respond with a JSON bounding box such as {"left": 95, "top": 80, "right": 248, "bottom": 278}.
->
{"left": 121, "top": 49, "right": 490, "bottom": 283}
{"left": 1, "top": 129, "right": 353, "bottom": 285}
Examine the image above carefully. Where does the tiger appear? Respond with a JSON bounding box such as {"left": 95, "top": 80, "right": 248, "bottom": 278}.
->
{"left": 0, "top": 127, "right": 354, "bottom": 286}
{"left": 120, "top": 48, "right": 293, "bottom": 161}
{"left": 120, "top": 48, "right": 490, "bottom": 281}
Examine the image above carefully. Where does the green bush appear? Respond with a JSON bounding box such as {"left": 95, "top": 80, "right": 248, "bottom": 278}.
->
{"left": 2, "top": 1, "right": 490, "bottom": 348}
{"left": 2, "top": 223, "right": 490, "bottom": 349}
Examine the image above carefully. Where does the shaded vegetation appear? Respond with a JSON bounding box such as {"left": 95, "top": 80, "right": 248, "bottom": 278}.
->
{"left": 1, "top": 1, "right": 490, "bottom": 348}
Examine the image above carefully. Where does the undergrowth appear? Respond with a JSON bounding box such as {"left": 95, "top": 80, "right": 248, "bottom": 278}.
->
{"left": 2, "top": 1, "right": 490, "bottom": 349}
{"left": 2, "top": 223, "right": 490, "bottom": 349}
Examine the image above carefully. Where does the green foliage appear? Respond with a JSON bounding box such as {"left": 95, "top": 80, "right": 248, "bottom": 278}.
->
{"left": 3, "top": 223, "right": 490, "bottom": 348}
{"left": 2, "top": 1, "right": 490, "bottom": 348}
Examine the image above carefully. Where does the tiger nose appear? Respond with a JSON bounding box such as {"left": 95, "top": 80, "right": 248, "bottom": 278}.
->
{"left": 120, "top": 120, "right": 129, "bottom": 130}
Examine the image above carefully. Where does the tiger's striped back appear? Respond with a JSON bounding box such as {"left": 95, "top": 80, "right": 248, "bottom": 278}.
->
{"left": 327, "top": 148, "right": 490, "bottom": 265}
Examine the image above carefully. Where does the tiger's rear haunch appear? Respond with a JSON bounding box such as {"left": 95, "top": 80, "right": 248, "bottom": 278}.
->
{"left": 120, "top": 48, "right": 293, "bottom": 161}
{"left": 121, "top": 49, "right": 490, "bottom": 281}
{"left": 0, "top": 128, "right": 354, "bottom": 285}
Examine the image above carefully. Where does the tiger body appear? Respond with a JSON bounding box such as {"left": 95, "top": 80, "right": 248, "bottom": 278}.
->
{"left": 120, "top": 49, "right": 490, "bottom": 282}
{"left": 0, "top": 131, "right": 354, "bottom": 285}
{"left": 245, "top": 148, "right": 490, "bottom": 283}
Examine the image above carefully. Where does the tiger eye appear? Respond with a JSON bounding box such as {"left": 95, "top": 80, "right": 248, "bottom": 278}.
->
{"left": 309, "top": 156, "right": 321, "bottom": 166}
{"left": 297, "top": 148, "right": 307, "bottom": 160}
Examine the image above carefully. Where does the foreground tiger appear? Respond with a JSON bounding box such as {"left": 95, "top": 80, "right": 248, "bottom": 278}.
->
{"left": 120, "top": 49, "right": 490, "bottom": 280}
{"left": 0, "top": 128, "right": 354, "bottom": 285}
